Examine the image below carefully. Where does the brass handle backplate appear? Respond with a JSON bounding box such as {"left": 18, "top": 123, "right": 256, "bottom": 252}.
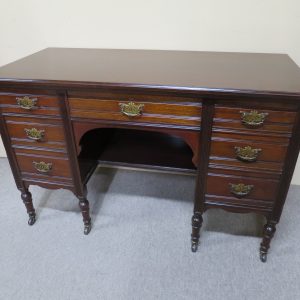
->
{"left": 24, "top": 128, "right": 45, "bottom": 141}
{"left": 16, "top": 96, "right": 38, "bottom": 110}
{"left": 33, "top": 161, "right": 52, "bottom": 173}
{"left": 240, "top": 110, "right": 268, "bottom": 127}
{"left": 230, "top": 183, "right": 253, "bottom": 198}
{"left": 119, "top": 102, "right": 144, "bottom": 117}
{"left": 234, "top": 146, "right": 262, "bottom": 162}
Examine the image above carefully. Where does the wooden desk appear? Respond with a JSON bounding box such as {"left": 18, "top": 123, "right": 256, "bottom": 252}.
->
{"left": 1, "top": 48, "right": 300, "bottom": 262}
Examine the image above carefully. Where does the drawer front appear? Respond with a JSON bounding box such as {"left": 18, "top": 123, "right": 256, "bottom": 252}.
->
{"left": 5, "top": 116, "right": 66, "bottom": 150}
{"left": 214, "top": 106, "right": 296, "bottom": 134}
{"left": 69, "top": 97, "right": 201, "bottom": 128}
{"left": 210, "top": 132, "right": 288, "bottom": 164}
{"left": 0, "top": 94, "right": 61, "bottom": 116}
{"left": 14, "top": 149, "right": 72, "bottom": 179}
{"left": 206, "top": 172, "right": 279, "bottom": 202}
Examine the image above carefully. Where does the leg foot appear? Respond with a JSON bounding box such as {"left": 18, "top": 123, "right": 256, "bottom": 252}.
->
{"left": 20, "top": 189, "right": 36, "bottom": 226}
{"left": 259, "top": 221, "right": 276, "bottom": 263}
{"left": 28, "top": 213, "right": 36, "bottom": 226}
{"left": 191, "top": 212, "right": 203, "bottom": 253}
{"left": 260, "top": 252, "right": 267, "bottom": 263}
{"left": 84, "top": 221, "right": 92, "bottom": 235}
{"left": 191, "top": 241, "right": 198, "bottom": 252}
{"left": 78, "top": 196, "right": 92, "bottom": 235}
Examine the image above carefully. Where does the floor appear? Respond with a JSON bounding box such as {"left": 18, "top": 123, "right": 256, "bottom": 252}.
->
{"left": 0, "top": 158, "right": 299, "bottom": 300}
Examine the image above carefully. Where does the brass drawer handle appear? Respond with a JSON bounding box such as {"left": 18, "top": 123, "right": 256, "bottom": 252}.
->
{"left": 230, "top": 183, "right": 253, "bottom": 198}
{"left": 16, "top": 96, "right": 38, "bottom": 110}
{"left": 24, "top": 128, "right": 45, "bottom": 141}
{"left": 240, "top": 110, "right": 268, "bottom": 127}
{"left": 33, "top": 161, "right": 52, "bottom": 173}
{"left": 119, "top": 102, "right": 144, "bottom": 117}
{"left": 234, "top": 146, "right": 262, "bottom": 162}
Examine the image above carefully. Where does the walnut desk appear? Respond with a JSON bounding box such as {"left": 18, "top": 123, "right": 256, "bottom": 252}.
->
{"left": 1, "top": 48, "right": 300, "bottom": 262}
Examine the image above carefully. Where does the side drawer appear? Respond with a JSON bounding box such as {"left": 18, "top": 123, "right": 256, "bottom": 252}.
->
{"left": 206, "top": 171, "right": 279, "bottom": 202}
{"left": 210, "top": 132, "right": 289, "bottom": 164}
{"left": 0, "top": 93, "right": 61, "bottom": 116}
{"left": 213, "top": 106, "right": 296, "bottom": 134}
{"left": 14, "top": 148, "right": 72, "bottom": 179}
{"left": 5, "top": 116, "right": 66, "bottom": 150}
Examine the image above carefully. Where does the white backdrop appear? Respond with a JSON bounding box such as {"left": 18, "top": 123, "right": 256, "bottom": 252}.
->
{"left": 0, "top": 0, "right": 300, "bottom": 182}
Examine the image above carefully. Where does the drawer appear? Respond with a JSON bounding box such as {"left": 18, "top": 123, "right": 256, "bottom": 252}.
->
{"left": 14, "top": 148, "right": 72, "bottom": 179}
{"left": 206, "top": 171, "right": 279, "bottom": 202}
{"left": 5, "top": 116, "right": 66, "bottom": 150}
{"left": 210, "top": 132, "right": 289, "bottom": 164}
{"left": 0, "top": 93, "right": 61, "bottom": 116}
{"left": 214, "top": 106, "right": 296, "bottom": 134}
{"left": 69, "top": 97, "right": 201, "bottom": 128}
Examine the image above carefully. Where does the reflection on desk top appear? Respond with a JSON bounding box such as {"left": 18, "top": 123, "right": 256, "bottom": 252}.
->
{"left": 0, "top": 48, "right": 300, "bottom": 96}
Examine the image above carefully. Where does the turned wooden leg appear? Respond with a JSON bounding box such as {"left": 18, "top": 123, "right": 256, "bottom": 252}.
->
{"left": 260, "top": 221, "right": 277, "bottom": 263}
{"left": 20, "top": 188, "right": 36, "bottom": 226}
{"left": 78, "top": 196, "right": 92, "bottom": 235}
{"left": 191, "top": 212, "right": 203, "bottom": 252}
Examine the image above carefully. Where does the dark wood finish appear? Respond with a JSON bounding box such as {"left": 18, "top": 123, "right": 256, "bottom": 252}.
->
{"left": 1, "top": 48, "right": 300, "bottom": 96}
{"left": 0, "top": 48, "right": 300, "bottom": 262}
{"left": 191, "top": 100, "right": 215, "bottom": 252}
{"left": 260, "top": 221, "right": 277, "bottom": 262}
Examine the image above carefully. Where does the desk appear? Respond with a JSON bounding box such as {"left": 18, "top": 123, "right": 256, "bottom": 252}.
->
{"left": 1, "top": 48, "right": 300, "bottom": 262}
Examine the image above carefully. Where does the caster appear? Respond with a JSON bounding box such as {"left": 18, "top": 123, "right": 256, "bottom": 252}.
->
{"left": 28, "top": 215, "right": 36, "bottom": 226}
{"left": 84, "top": 223, "right": 92, "bottom": 235}
{"left": 260, "top": 252, "right": 267, "bottom": 263}
{"left": 191, "top": 241, "right": 198, "bottom": 253}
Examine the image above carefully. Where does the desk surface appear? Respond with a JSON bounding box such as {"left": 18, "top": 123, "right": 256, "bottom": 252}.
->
{"left": 0, "top": 48, "right": 300, "bottom": 95}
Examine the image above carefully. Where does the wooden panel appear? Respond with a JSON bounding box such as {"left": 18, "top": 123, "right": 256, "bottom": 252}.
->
{"left": 0, "top": 93, "right": 61, "bottom": 116}
{"left": 214, "top": 106, "right": 296, "bottom": 134}
{"left": 69, "top": 98, "right": 201, "bottom": 127}
{"left": 14, "top": 148, "right": 72, "bottom": 179}
{"left": 206, "top": 171, "right": 279, "bottom": 202}
{"left": 5, "top": 116, "right": 66, "bottom": 150}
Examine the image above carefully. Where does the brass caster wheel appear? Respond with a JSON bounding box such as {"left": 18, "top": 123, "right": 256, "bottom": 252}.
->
{"left": 28, "top": 215, "right": 36, "bottom": 226}
{"left": 260, "top": 252, "right": 267, "bottom": 263}
{"left": 84, "top": 223, "right": 92, "bottom": 235}
{"left": 191, "top": 241, "right": 198, "bottom": 253}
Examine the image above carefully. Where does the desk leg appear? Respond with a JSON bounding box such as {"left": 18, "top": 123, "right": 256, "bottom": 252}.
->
{"left": 260, "top": 220, "right": 277, "bottom": 262}
{"left": 191, "top": 211, "right": 203, "bottom": 252}
{"left": 77, "top": 191, "right": 92, "bottom": 235}
{"left": 20, "top": 188, "right": 36, "bottom": 226}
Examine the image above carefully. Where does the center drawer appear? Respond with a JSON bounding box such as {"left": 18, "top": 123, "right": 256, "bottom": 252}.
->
{"left": 68, "top": 96, "right": 201, "bottom": 128}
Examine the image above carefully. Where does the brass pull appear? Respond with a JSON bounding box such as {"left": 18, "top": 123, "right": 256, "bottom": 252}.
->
{"left": 240, "top": 110, "right": 268, "bottom": 127}
{"left": 16, "top": 96, "right": 38, "bottom": 110}
{"left": 119, "top": 102, "right": 144, "bottom": 117}
{"left": 24, "top": 128, "right": 45, "bottom": 141}
{"left": 234, "top": 146, "right": 262, "bottom": 162}
{"left": 230, "top": 183, "right": 253, "bottom": 198}
{"left": 33, "top": 161, "right": 52, "bottom": 173}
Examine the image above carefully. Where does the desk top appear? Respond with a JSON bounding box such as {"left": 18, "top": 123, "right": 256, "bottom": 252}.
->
{"left": 0, "top": 48, "right": 300, "bottom": 96}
